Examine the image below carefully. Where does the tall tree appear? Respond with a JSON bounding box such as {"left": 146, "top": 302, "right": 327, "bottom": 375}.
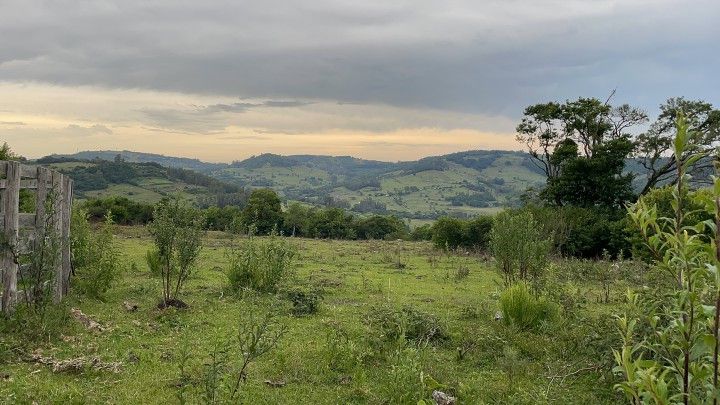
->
{"left": 242, "top": 188, "right": 283, "bottom": 235}
{"left": 635, "top": 97, "right": 720, "bottom": 194}
{"left": 516, "top": 97, "right": 645, "bottom": 207}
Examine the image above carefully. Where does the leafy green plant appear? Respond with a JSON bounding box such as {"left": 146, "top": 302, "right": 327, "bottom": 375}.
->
{"left": 226, "top": 233, "right": 296, "bottom": 293}
{"left": 230, "top": 311, "right": 287, "bottom": 399}
{"left": 148, "top": 198, "right": 204, "bottom": 308}
{"left": 613, "top": 112, "right": 720, "bottom": 404}
{"left": 490, "top": 209, "right": 551, "bottom": 288}
{"left": 499, "top": 283, "right": 557, "bottom": 330}
{"left": 145, "top": 249, "right": 162, "bottom": 277}
{"left": 73, "top": 211, "right": 119, "bottom": 300}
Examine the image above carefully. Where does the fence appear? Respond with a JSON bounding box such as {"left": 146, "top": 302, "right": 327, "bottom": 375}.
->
{"left": 0, "top": 160, "right": 73, "bottom": 313}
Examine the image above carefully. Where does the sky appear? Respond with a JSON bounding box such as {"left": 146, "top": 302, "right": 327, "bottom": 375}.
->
{"left": 0, "top": 0, "right": 718, "bottom": 162}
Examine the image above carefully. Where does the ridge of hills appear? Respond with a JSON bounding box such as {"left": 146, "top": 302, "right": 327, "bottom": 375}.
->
{"left": 39, "top": 149, "right": 549, "bottom": 221}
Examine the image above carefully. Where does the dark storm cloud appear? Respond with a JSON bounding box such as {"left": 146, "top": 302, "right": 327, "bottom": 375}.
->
{"left": 0, "top": 0, "right": 718, "bottom": 117}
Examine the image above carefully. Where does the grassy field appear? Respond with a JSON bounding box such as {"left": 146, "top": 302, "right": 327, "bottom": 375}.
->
{"left": 0, "top": 229, "right": 624, "bottom": 404}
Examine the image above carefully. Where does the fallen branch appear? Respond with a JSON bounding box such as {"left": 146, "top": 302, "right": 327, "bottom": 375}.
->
{"left": 31, "top": 350, "right": 122, "bottom": 373}
{"left": 71, "top": 308, "right": 106, "bottom": 332}
{"left": 545, "top": 363, "right": 602, "bottom": 397}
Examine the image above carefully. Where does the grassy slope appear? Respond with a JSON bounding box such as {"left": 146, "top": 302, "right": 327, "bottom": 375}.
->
{"left": 46, "top": 162, "right": 213, "bottom": 205}
{"left": 1, "top": 231, "right": 621, "bottom": 404}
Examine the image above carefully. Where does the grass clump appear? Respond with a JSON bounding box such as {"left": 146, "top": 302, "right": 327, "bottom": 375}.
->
{"left": 226, "top": 234, "right": 296, "bottom": 293}
{"left": 284, "top": 288, "right": 321, "bottom": 316}
{"left": 365, "top": 304, "right": 446, "bottom": 345}
{"left": 499, "top": 283, "right": 557, "bottom": 330}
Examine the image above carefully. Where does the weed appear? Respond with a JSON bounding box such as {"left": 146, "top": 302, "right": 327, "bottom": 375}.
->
{"left": 226, "top": 234, "right": 296, "bottom": 293}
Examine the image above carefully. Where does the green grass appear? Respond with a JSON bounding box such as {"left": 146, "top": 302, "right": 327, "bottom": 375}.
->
{"left": 80, "top": 178, "right": 203, "bottom": 205}
{"left": 0, "top": 230, "right": 623, "bottom": 404}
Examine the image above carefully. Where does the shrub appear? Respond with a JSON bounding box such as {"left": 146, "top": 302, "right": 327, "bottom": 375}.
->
{"left": 73, "top": 211, "right": 119, "bottom": 300}
{"left": 226, "top": 234, "right": 296, "bottom": 293}
{"left": 285, "top": 288, "right": 321, "bottom": 316}
{"left": 148, "top": 198, "right": 204, "bottom": 307}
{"left": 409, "top": 224, "right": 433, "bottom": 241}
{"left": 364, "top": 304, "right": 446, "bottom": 345}
{"left": 431, "top": 215, "right": 493, "bottom": 250}
{"left": 499, "top": 283, "right": 557, "bottom": 330}
{"left": 490, "top": 209, "right": 551, "bottom": 287}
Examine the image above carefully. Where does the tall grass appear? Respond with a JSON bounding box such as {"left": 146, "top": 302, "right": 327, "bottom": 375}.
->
{"left": 499, "top": 283, "right": 557, "bottom": 330}
{"left": 226, "top": 234, "right": 296, "bottom": 293}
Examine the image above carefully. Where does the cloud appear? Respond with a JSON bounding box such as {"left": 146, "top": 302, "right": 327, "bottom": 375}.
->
{"left": 0, "top": 121, "right": 25, "bottom": 126}
{"left": 66, "top": 123, "right": 113, "bottom": 135}
{"left": 0, "top": 0, "right": 717, "bottom": 117}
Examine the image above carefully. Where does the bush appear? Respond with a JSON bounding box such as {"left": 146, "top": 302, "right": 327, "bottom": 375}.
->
{"left": 364, "top": 304, "right": 446, "bottom": 345}
{"left": 226, "top": 234, "right": 296, "bottom": 293}
{"left": 72, "top": 211, "right": 119, "bottom": 300}
{"left": 499, "top": 283, "right": 557, "bottom": 330}
{"left": 409, "top": 224, "right": 433, "bottom": 241}
{"left": 490, "top": 209, "right": 550, "bottom": 286}
{"left": 148, "top": 198, "right": 204, "bottom": 307}
{"left": 353, "top": 215, "right": 408, "bottom": 240}
{"left": 285, "top": 288, "right": 321, "bottom": 316}
{"left": 431, "top": 215, "right": 493, "bottom": 250}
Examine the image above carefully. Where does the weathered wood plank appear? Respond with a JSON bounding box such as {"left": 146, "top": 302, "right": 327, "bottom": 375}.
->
{"left": 61, "top": 176, "right": 72, "bottom": 296}
{"left": 0, "top": 179, "right": 45, "bottom": 189}
{"left": 36, "top": 167, "right": 49, "bottom": 235}
{"left": 19, "top": 213, "right": 35, "bottom": 229}
{"left": 20, "top": 164, "right": 38, "bottom": 179}
{"left": 2, "top": 161, "right": 20, "bottom": 313}
{"left": 52, "top": 171, "right": 65, "bottom": 303}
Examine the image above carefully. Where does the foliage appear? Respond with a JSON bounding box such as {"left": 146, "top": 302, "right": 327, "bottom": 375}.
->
{"left": 541, "top": 137, "right": 636, "bottom": 208}
{"left": 431, "top": 215, "right": 493, "bottom": 250}
{"left": 409, "top": 224, "right": 433, "bottom": 241}
{"left": 528, "top": 204, "right": 630, "bottom": 258}
{"left": 353, "top": 215, "right": 408, "bottom": 240}
{"left": 203, "top": 205, "right": 244, "bottom": 233}
{"left": 636, "top": 97, "right": 720, "bottom": 194}
{"left": 499, "top": 283, "right": 557, "bottom": 330}
{"left": 308, "top": 207, "right": 356, "bottom": 239}
{"left": 629, "top": 185, "right": 713, "bottom": 260}
{"left": 226, "top": 234, "right": 296, "bottom": 293}
{"left": 82, "top": 197, "right": 154, "bottom": 225}
{"left": 241, "top": 188, "right": 283, "bottom": 235}
{"left": 364, "top": 304, "right": 446, "bottom": 346}
{"left": 230, "top": 310, "right": 287, "bottom": 399}
{"left": 613, "top": 112, "right": 720, "bottom": 403}
{"left": 145, "top": 249, "right": 162, "bottom": 277}
{"left": 72, "top": 210, "right": 119, "bottom": 300}
{"left": 8, "top": 191, "right": 61, "bottom": 313}
{"left": 490, "top": 210, "right": 551, "bottom": 286}
{"left": 284, "top": 288, "right": 322, "bottom": 316}
{"left": 148, "top": 198, "right": 204, "bottom": 306}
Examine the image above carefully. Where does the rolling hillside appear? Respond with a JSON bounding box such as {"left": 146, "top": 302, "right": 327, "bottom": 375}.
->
{"left": 37, "top": 157, "right": 245, "bottom": 207}
{"left": 45, "top": 149, "right": 546, "bottom": 219}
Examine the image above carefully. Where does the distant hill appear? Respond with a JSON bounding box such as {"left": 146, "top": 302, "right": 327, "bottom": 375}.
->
{"left": 36, "top": 156, "right": 246, "bottom": 207}
{"left": 45, "top": 150, "right": 227, "bottom": 173}
{"left": 46, "top": 149, "right": 546, "bottom": 220}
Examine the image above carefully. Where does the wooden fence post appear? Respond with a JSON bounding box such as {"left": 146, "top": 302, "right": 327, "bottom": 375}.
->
{"left": 52, "top": 171, "right": 64, "bottom": 303}
{"left": 2, "top": 161, "right": 20, "bottom": 313}
{"left": 61, "top": 176, "right": 72, "bottom": 296}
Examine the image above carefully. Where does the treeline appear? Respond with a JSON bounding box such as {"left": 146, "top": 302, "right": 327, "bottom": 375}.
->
{"left": 79, "top": 189, "right": 409, "bottom": 241}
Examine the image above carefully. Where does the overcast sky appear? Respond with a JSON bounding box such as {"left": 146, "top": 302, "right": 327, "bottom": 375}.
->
{"left": 1, "top": 0, "right": 718, "bottom": 161}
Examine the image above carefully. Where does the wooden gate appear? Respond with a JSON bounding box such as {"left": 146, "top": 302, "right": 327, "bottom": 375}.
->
{"left": 0, "top": 160, "right": 73, "bottom": 313}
